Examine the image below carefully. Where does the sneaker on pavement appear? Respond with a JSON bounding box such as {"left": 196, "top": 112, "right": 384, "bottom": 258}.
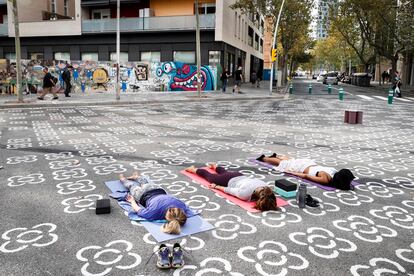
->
{"left": 37, "top": 97, "right": 44, "bottom": 100}
{"left": 156, "top": 244, "right": 171, "bottom": 269}
{"left": 52, "top": 96, "right": 59, "bottom": 100}
{"left": 171, "top": 243, "right": 184, "bottom": 268}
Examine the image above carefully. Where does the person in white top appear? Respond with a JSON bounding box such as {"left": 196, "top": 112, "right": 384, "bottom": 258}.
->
{"left": 185, "top": 164, "right": 278, "bottom": 211}
{"left": 257, "top": 153, "right": 355, "bottom": 190}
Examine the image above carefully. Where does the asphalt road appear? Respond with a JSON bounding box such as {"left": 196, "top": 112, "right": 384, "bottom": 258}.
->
{"left": 0, "top": 88, "right": 414, "bottom": 276}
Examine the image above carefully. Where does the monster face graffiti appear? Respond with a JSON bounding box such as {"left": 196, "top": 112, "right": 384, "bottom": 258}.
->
{"left": 156, "top": 62, "right": 215, "bottom": 91}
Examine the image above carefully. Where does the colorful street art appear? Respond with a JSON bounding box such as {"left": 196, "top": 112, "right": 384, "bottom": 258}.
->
{"left": 0, "top": 59, "right": 218, "bottom": 94}
{"left": 155, "top": 62, "right": 216, "bottom": 91}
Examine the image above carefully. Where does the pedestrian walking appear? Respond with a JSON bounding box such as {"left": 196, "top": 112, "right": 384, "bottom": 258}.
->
{"left": 250, "top": 70, "right": 257, "bottom": 87}
{"left": 393, "top": 71, "right": 402, "bottom": 98}
{"left": 233, "top": 66, "right": 243, "bottom": 94}
{"left": 37, "top": 67, "right": 58, "bottom": 100}
{"left": 256, "top": 69, "right": 262, "bottom": 88}
{"left": 62, "top": 65, "right": 72, "bottom": 97}
{"left": 220, "top": 69, "right": 230, "bottom": 92}
{"left": 381, "top": 71, "right": 387, "bottom": 84}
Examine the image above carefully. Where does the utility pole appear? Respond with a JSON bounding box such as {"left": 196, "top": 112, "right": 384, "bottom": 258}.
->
{"left": 10, "top": 0, "right": 23, "bottom": 102}
{"left": 195, "top": 0, "right": 202, "bottom": 98}
{"left": 115, "top": 0, "right": 120, "bottom": 100}
{"left": 269, "top": 0, "right": 286, "bottom": 95}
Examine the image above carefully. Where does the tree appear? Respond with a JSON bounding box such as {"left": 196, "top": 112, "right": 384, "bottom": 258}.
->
{"left": 333, "top": 0, "right": 414, "bottom": 76}
{"left": 330, "top": 3, "right": 376, "bottom": 72}
{"left": 231, "top": 0, "right": 312, "bottom": 84}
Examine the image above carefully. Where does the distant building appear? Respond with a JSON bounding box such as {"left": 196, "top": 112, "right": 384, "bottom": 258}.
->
{"left": 311, "top": 0, "right": 337, "bottom": 39}
{"left": 0, "top": 0, "right": 264, "bottom": 81}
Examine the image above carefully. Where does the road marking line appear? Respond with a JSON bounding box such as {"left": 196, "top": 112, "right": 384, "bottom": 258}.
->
{"left": 406, "top": 97, "right": 414, "bottom": 101}
{"left": 357, "top": 95, "right": 374, "bottom": 100}
{"left": 373, "top": 96, "right": 388, "bottom": 101}
{"left": 395, "top": 97, "right": 412, "bottom": 102}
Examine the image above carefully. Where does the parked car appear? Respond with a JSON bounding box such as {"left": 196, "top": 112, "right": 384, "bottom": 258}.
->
{"left": 323, "top": 72, "right": 339, "bottom": 85}
{"left": 317, "top": 74, "right": 326, "bottom": 82}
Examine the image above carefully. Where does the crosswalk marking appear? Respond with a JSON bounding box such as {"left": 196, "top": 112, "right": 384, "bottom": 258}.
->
{"left": 406, "top": 97, "right": 414, "bottom": 101}
{"left": 372, "top": 96, "right": 389, "bottom": 101}
{"left": 357, "top": 95, "right": 374, "bottom": 100}
{"left": 395, "top": 97, "right": 412, "bottom": 102}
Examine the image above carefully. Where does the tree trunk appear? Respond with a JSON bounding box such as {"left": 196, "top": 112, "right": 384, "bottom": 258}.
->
{"left": 281, "top": 54, "right": 288, "bottom": 85}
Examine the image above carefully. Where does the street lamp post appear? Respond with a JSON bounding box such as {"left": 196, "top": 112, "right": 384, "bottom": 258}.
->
{"left": 115, "top": 0, "right": 120, "bottom": 100}
{"left": 195, "top": 0, "right": 202, "bottom": 98}
{"left": 269, "top": 0, "right": 286, "bottom": 95}
{"left": 9, "top": 0, "right": 23, "bottom": 102}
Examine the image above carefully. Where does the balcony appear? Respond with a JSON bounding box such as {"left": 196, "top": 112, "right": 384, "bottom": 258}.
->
{"left": 82, "top": 14, "right": 215, "bottom": 33}
{"left": 0, "top": 24, "right": 7, "bottom": 36}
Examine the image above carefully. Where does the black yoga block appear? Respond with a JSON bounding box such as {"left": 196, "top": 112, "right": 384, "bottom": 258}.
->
{"left": 96, "top": 199, "right": 111, "bottom": 214}
{"left": 274, "top": 179, "right": 297, "bottom": 192}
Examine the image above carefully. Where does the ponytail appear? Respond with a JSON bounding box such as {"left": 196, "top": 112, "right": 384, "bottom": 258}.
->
{"left": 161, "top": 208, "right": 187, "bottom": 234}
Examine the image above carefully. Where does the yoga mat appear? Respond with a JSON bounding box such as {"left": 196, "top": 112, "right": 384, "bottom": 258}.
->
{"left": 104, "top": 180, "right": 165, "bottom": 222}
{"left": 248, "top": 158, "right": 361, "bottom": 191}
{"left": 141, "top": 215, "right": 215, "bottom": 243}
{"left": 181, "top": 168, "right": 288, "bottom": 213}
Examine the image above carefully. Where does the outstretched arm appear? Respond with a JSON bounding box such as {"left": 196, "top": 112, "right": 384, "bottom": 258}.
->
{"left": 285, "top": 171, "right": 330, "bottom": 185}
{"left": 126, "top": 195, "right": 141, "bottom": 212}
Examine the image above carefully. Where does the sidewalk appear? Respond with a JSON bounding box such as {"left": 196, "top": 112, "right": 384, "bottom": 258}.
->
{"left": 0, "top": 81, "right": 286, "bottom": 109}
{"left": 358, "top": 81, "right": 414, "bottom": 95}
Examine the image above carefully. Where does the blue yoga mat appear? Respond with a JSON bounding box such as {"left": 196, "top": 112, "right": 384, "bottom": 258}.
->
{"left": 104, "top": 180, "right": 165, "bottom": 222}
{"left": 141, "top": 215, "right": 215, "bottom": 243}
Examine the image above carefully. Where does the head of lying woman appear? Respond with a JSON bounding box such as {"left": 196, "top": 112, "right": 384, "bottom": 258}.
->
{"left": 161, "top": 207, "right": 187, "bottom": 234}
{"left": 251, "top": 186, "right": 278, "bottom": 211}
{"left": 329, "top": 169, "right": 355, "bottom": 190}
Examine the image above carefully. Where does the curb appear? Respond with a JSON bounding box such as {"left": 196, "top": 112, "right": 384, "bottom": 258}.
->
{"left": 0, "top": 94, "right": 286, "bottom": 109}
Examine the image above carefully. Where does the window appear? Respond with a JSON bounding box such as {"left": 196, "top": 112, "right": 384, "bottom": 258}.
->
{"left": 30, "top": 53, "right": 43, "bottom": 60}
{"left": 92, "top": 9, "right": 110, "bottom": 20}
{"left": 54, "top": 52, "right": 71, "bottom": 61}
{"left": 248, "top": 27, "right": 253, "bottom": 46}
{"left": 110, "top": 52, "right": 129, "bottom": 62}
{"left": 4, "top": 53, "right": 16, "bottom": 60}
{"left": 51, "top": 0, "right": 56, "bottom": 14}
{"left": 173, "top": 51, "right": 195, "bottom": 64}
{"left": 140, "top": 52, "right": 160, "bottom": 62}
{"left": 64, "top": 0, "right": 69, "bottom": 16}
{"left": 81, "top": 52, "right": 98, "bottom": 61}
{"left": 241, "top": 19, "right": 244, "bottom": 42}
{"left": 197, "top": 3, "right": 216, "bottom": 14}
{"left": 238, "top": 15, "right": 241, "bottom": 39}
{"left": 208, "top": 51, "right": 220, "bottom": 65}
{"left": 234, "top": 12, "right": 237, "bottom": 37}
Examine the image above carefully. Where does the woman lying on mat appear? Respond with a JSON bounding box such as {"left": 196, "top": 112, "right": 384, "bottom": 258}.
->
{"left": 256, "top": 153, "right": 355, "bottom": 190}
{"left": 120, "top": 172, "right": 195, "bottom": 234}
{"left": 185, "top": 164, "right": 278, "bottom": 211}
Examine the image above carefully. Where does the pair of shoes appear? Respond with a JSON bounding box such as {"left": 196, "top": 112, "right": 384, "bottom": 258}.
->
{"left": 305, "top": 194, "right": 319, "bottom": 207}
{"left": 156, "top": 243, "right": 184, "bottom": 269}
{"left": 52, "top": 97, "right": 59, "bottom": 100}
{"left": 37, "top": 97, "right": 44, "bottom": 100}
{"left": 65, "top": 94, "right": 71, "bottom": 97}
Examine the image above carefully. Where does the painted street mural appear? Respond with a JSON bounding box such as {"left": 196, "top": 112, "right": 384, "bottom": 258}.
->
{"left": 0, "top": 59, "right": 218, "bottom": 94}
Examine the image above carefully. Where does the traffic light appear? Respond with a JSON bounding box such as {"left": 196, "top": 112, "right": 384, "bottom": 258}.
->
{"left": 271, "top": 48, "right": 277, "bottom": 62}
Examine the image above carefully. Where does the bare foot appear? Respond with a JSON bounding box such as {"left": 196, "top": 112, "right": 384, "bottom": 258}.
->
{"left": 128, "top": 171, "right": 140, "bottom": 180}
{"left": 207, "top": 163, "right": 217, "bottom": 171}
{"left": 185, "top": 166, "right": 197, "bottom": 174}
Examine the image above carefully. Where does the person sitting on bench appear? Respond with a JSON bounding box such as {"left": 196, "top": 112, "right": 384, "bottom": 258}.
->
{"left": 185, "top": 164, "right": 278, "bottom": 211}
{"left": 120, "top": 172, "right": 195, "bottom": 234}
{"left": 257, "top": 153, "right": 355, "bottom": 190}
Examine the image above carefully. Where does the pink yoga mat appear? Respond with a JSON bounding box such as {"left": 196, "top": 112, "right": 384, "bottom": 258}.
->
{"left": 248, "top": 158, "right": 360, "bottom": 191}
{"left": 181, "top": 167, "right": 288, "bottom": 213}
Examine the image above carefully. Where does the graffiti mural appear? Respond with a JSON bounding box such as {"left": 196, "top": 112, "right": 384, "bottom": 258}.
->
{"left": 0, "top": 60, "right": 218, "bottom": 94}
{"left": 155, "top": 62, "right": 216, "bottom": 91}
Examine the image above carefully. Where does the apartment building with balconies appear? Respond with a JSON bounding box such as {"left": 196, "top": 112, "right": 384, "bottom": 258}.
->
{"left": 0, "top": 0, "right": 264, "bottom": 81}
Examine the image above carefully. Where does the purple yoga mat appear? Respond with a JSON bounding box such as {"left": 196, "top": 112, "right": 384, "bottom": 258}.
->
{"left": 248, "top": 158, "right": 360, "bottom": 191}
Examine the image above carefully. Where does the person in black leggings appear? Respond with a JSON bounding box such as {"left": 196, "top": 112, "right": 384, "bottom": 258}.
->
{"left": 186, "top": 164, "right": 277, "bottom": 211}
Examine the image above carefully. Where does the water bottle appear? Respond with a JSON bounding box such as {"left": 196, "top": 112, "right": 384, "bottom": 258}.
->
{"left": 296, "top": 183, "right": 307, "bottom": 208}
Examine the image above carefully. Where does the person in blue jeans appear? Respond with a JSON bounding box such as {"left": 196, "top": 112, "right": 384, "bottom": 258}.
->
{"left": 220, "top": 69, "right": 230, "bottom": 92}
{"left": 119, "top": 172, "right": 195, "bottom": 235}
